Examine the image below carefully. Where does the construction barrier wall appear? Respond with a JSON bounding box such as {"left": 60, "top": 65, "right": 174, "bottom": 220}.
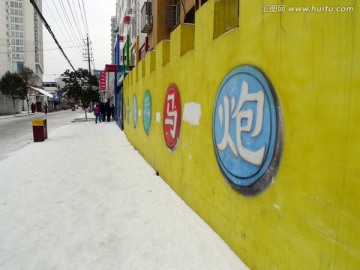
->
{"left": 123, "top": 0, "right": 359, "bottom": 268}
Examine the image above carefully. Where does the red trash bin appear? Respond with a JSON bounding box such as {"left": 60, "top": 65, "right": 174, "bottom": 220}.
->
{"left": 32, "top": 119, "right": 48, "bottom": 142}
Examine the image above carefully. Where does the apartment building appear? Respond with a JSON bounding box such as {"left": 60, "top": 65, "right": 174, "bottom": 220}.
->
{"left": 115, "top": 0, "right": 148, "bottom": 68}
{"left": 112, "top": 0, "right": 211, "bottom": 129}
{"left": 0, "top": 0, "right": 43, "bottom": 114}
{"left": 111, "top": 16, "right": 117, "bottom": 64}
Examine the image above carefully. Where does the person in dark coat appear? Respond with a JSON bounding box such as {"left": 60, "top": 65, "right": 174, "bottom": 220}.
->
{"left": 111, "top": 104, "right": 115, "bottom": 121}
{"left": 100, "top": 102, "right": 106, "bottom": 122}
{"left": 105, "top": 99, "right": 111, "bottom": 122}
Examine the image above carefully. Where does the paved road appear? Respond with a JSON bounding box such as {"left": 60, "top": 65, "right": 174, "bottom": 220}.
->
{"left": 0, "top": 109, "right": 88, "bottom": 160}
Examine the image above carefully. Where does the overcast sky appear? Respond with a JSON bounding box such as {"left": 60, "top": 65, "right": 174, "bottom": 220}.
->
{"left": 41, "top": 0, "right": 116, "bottom": 82}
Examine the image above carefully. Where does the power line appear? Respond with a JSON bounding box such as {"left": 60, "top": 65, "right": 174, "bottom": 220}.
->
{"left": 48, "top": 0, "right": 82, "bottom": 58}
{"left": 80, "top": 0, "right": 90, "bottom": 35}
{"left": 44, "top": 5, "right": 82, "bottom": 64}
{"left": 43, "top": 39, "right": 85, "bottom": 44}
{"left": 77, "top": 0, "right": 88, "bottom": 36}
{"left": 44, "top": 1, "right": 64, "bottom": 39}
{"left": 0, "top": 45, "right": 82, "bottom": 54}
{"left": 67, "top": 0, "right": 84, "bottom": 39}
{"left": 47, "top": 0, "right": 94, "bottom": 69}
{"left": 79, "top": 0, "right": 97, "bottom": 70}
{"left": 29, "top": 0, "right": 76, "bottom": 71}
{"left": 58, "top": 0, "right": 84, "bottom": 54}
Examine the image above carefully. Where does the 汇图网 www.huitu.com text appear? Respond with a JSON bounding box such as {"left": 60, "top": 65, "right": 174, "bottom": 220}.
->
{"left": 262, "top": 5, "right": 354, "bottom": 13}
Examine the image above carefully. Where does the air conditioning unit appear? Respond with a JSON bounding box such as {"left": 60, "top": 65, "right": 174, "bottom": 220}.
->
{"left": 166, "top": 5, "right": 179, "bottom": 29}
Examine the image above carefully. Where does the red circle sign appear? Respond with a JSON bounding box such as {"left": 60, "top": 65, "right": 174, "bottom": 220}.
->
{"left": 163, "top": 84, "right": 181, "bottom": 150}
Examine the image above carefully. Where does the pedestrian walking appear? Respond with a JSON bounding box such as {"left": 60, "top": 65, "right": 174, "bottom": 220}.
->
{"left": 100, "top": 102, "right": 106, "bottom": 122}
{"left": 111, "top": 104, "right": 115, "bottom": 121}
{"left": 44, "top": 103, "right": 48, "bottom": 114}
{"left": 94, "top": 103, "right": 101, "bottom": 124}
{"left": 105, "top": 99, "right": 111, "bottom": 122}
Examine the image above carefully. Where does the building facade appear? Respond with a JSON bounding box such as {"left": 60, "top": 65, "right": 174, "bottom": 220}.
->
{"left": 0, "top": 0, "right": 43, "bottom": 114}
{"left": 111, "top": 16, "right": 117, "bottom": 63}
{"left": 112, "top": 0, "right": 209, "bottom": 128}
{"left": 115, "top": 0, "right": 148, "bottom": 68}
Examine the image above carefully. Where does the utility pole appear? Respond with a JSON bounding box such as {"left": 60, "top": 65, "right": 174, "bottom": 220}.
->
{"left": 83, "top": 34, "right": 93, "bottom": 73}
{"left": 82, "top": 34, "right": 93, "bottom": 120}
{"left": 87, "top": 35, "right": 91, "bottom": 73}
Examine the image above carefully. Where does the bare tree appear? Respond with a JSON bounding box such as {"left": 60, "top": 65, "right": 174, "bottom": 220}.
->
{"left": 18, "top": 67, "right": 41, "bottom": 114}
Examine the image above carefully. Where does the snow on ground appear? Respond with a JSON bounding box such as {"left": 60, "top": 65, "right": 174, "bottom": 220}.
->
{"left": 0, "top": 119, "right": 249, "bottom": 269}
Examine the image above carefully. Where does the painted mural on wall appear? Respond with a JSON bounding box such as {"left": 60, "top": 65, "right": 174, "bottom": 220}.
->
{"left": 143, "top": 90, "right": 152, "bottom": 135}
{"left": 213, "top": 65, "right": 283, "bottom": 195}
{"left": 122, "top": 2, "right": 359, "bottom": 266}
{"left": 132, "top": 94, "right": 138, "bottom": 128}
{"left": 126, "top": 96, "right": 130, "bottom": 124}
{"left": 163, "top": 84, "right": 181, "bottom": 151}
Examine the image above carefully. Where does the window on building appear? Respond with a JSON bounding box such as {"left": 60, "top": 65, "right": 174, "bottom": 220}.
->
{"left": 166, "top": 4, "right": 180, "bottom": 29}
{"left": 12, "top": 38, "right": 23, "bottom": 45}
{"left": 11, "top": 24, "right": 23, "bottom": 31}
{"left": 12, "top": 46, "right": 23, "bottom": 52}
{"left": 141, "top": 2, "right": 152, "bottom": 34}
{"left": 131, "top": 19, "right": 136, "bottom": 38}
{"left": 10, "top": 9, "right": 22, "bottom": 15}
{"left": 12, "top": 61, "right": 24, "bottom": 72}
{"left": 11, "top": 16, "right": 22, "bottom": 23}
{"left": 184, "top": 7, "right": 195, "bottom": 24}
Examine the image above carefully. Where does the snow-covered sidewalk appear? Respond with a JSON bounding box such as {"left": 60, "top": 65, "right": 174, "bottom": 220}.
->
{"left": 0, "top": 120, "right": 248, "bottom": 270}
{"left": 0, "top": 111, "right": 32, "bottom": 120}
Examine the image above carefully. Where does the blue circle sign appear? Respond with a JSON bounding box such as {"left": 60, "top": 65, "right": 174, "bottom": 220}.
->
{"left": 213, "top": 66, "right": 282, "bottom": 195}
{"left": 143, "top": 90, "right": 152, "bottom": 135}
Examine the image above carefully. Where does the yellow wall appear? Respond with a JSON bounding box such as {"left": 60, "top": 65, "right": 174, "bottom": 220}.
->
{"left": 123, "top": 0, "right": 360, "bottom": 268}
